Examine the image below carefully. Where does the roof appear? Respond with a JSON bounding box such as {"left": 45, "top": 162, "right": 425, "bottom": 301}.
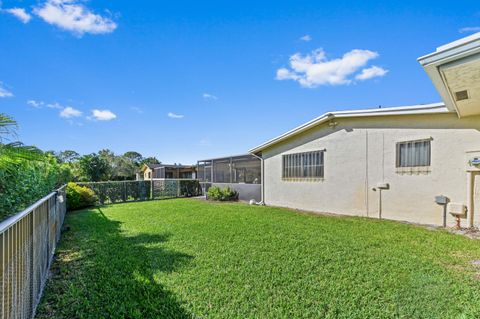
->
{"left": 140, "top": 164, "right": 194, "bottom": 174}
{"left": 152, "top": 164, "right": 195, "bottom": 169}
{"left": 197, "top": 153, "right": 259, "bottom": 162}
{"left": 248, "top": 102, "right": 451, "bottom": 154}
{"left": 418, "top": 32, "right": 480, "bottom": 65}
{"left": 418, "top": 32, "right": 480, "bottom": 117}
{"left": 144, "top": 163, "right": 163, "bottom": 169}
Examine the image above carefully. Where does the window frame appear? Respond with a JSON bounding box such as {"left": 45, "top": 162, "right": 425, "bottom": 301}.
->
{"left": 282, "top": 150, "right": 325, "bottom": 179}
{"left": 395, "top": 139, "right": 431, "bottom": 168}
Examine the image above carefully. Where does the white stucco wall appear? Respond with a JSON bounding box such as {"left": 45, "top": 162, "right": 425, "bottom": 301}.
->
{"left": 262, "top": 113, "right": 480, "bottom": 227}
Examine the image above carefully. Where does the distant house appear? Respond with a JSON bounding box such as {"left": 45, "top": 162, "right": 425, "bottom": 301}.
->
{"left": 249, "top": 33, "right": 480, "bottom": 228}
{"left": 137, "top": 163, "right": 196, "bottom": 180}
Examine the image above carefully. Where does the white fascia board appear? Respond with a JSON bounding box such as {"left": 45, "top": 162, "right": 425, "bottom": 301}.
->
{"left": 249, "top": 103, "right": 449, "bottom": 154}
{"left": 418, "top": 33, "right": 480, "bottom": 115}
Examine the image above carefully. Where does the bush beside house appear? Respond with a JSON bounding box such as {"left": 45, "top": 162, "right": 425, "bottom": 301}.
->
{"left": 207, "top": 186, "right": 238, "bottom": 201}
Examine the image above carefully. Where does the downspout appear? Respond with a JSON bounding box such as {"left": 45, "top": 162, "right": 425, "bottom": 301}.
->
{"left": 467, "top": 171, "right": 476, "bottom": 228}
{"left": 251, "top": 152, "right": 265, "bottom": 205}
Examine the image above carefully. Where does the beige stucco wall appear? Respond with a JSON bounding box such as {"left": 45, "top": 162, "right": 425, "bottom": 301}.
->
{"left": 262, "top": 112, "right": 480, "bottom": 227}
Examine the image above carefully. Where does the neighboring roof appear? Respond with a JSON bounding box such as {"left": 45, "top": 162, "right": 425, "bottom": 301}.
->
{"left": 144, "top": 163, "right": 163, "bottom": 169}
{"left": 140, "top": 163, "right": 195, "bottom": 173}
{"left": 152, "top": 164, "right": 195, "bottom": 169}
{"left": 418, "top": 32, "right": 480, "bottom": 117}
{"left": 249, "top": 103, "right": 450, "bottom": 154}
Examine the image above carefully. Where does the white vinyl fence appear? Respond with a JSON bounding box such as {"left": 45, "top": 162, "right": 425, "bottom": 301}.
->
{"left": 0, "top": 185, "right": 66, "bottom": 319}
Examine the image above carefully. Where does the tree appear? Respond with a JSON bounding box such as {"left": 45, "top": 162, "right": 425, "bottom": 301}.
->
{"left": 112, "top": 156, "right": 137, "bottom": 180}
{"left": 123, "top": 151, "right": 143, "bottom": 165}
{"left": 141, "top": 156, "right": 161, "bottom": 165}
{"left": 79, "top": 154, "right": 110, "bottom": 182}
{"left": 57, "top": 150, "right": 80, "bottom": 163}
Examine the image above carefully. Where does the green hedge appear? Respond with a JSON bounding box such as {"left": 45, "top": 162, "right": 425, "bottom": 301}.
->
{"left": 0, "top": 155, "right": 65, "bottom": 220}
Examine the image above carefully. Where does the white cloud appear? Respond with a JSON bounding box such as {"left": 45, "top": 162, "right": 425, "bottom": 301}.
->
{"left": 202, "top": 93, "right": 218, "bottom": 100}
{"left": 60, "top": 106, "right": 82, "bottom": 118}
{"left": 3, "top": 8, "right": 32, "bottom": 23}
{"left": 459, "top": 26, "right": 480, "bottom": 34}
{"left": 0, "top": 83, "right": 13, "bottom": 98}
{"left": 355, "top": 65, "right": 388, "bottom": 81}
{"left": 92, "top": 109, "right": 117, "bottom": 121}
{"left": 167, "top": 112, "right": 184, "bottom": 119}
{"left": 34, "top": 0, "right": 117, "bottom": 36}
{"left": 300, "top": 34, "right": 312, "bottom": 42}
{"left": 47, "top": 102, "right": 63, "bottom": 109}
{"left": 276, "top": 48, "right": 385, "bottom": 87}
{"left": 27, "top": 100, "right": 45, "bottom": 108}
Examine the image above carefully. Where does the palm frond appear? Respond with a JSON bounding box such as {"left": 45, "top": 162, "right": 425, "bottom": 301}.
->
{"left": 0, "top": 143, "right": 44, "bottom": 171}
{"left": 0, "top": 113, "right": 18, "bottom": 143}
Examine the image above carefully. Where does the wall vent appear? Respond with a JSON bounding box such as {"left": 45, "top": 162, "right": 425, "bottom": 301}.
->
{"left": 455, "top": 90, "right": 469, "bottom": 101}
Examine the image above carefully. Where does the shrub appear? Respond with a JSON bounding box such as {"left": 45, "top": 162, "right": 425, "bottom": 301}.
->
{"left": 207, "top": 186, "right": 238, "bottom": 201}
{"left": 0, "top": 154, "right": 64, "bottom": 220}
{"left": 179, "top": 180, "right": 202, "bottom": 197}
{"left": 66, "top": 182, "right": 97, "bottom": 211}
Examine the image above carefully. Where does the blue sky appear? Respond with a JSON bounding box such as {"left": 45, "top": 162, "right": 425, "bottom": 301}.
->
{"left": 0, "top": 0, "right": 479, "bottom": 164}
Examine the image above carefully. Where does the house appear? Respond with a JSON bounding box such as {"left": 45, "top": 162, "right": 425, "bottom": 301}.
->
{"left": 137, "top": 163, "right": 196, "bottom": 180}
{"left": 197, "top": 154, "right": 262, "bottom": 201}
{"left": 249, "top": 33, "right": 480, "bottom": 228}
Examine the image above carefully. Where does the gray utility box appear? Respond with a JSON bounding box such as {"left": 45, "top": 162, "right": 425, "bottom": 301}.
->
{"left": 435, "top": 195, "right": 449, "bottom": 205}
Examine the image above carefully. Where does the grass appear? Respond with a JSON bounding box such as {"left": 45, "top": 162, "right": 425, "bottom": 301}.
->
{"left": 37, "top": 199, "right": 480, "bottom": 318}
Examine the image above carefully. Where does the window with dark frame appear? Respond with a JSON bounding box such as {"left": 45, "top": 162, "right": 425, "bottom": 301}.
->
{"left": 396, "top": 139, "right": 431, "bottom": 168}
{"left": 282, "top": 150, "right": 324, "bottom": 179}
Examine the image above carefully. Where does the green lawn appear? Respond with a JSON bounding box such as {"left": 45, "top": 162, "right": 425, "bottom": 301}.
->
{"left": 37, "top": 199, "right": 480, "bottom": 319}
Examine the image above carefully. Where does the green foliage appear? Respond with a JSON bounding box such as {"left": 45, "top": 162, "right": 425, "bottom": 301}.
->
{"left": 79, "top": 153, "right": 110, "bottom": 182}
{"left": 0, "top": 113, "right": 43, "bottom": 171}
{"left": 123, "top": 151, "right": 143, "bottom": 165}
{"left": 66, "top": 182, "right": 97, "bottom": 211}
{"left": 56, "top": 150, "right": 80, "bottom": 164}
{"left": 38, "top": 200, "right": 480, "bottom": 318}
{"left": 179, "top": 180, "right": 202, "bottom": 197}
{"left": 140, "top": 156, "right": 161, "bottom": 165}
{"left": 0, "top": 154, "right": 64, "bottom": 219}
{"left": 207, "top": 186, "right": 238, "bottom": 201}
{"left": 0, "top": 114, "right": 67, "bottom": 219}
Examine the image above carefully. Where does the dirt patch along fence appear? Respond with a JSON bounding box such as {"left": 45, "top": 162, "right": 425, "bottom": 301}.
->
{"left": 0, "top": 185, "right": 67, "bottom": 319}
{"left": 78, "top": 179, "right": 202, "bottom": 205}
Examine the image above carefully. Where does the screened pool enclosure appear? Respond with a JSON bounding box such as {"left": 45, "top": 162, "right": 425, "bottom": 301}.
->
{"left": 197, "top": 154, "right": 262, "bottom": 201}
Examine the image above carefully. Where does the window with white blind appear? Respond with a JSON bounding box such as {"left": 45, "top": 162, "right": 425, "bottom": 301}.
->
{"left": 396, "top": 139, "right": 431, "bottom": 168}
{"left": 282, "top": 150, "right": 324, "bottom": 179}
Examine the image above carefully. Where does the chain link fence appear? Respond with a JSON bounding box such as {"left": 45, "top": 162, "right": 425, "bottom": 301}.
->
{"left": 78, "top": 179, "right": 202, "bottom": 205}
{"left": 0, "top": 185, "right": 66, "bottom": 319}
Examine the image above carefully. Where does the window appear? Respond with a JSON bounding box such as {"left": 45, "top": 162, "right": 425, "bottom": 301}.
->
{"left": 282, "top": 150, "right": 324, "bottom": 179}
{"left": 396, "top": 139, "right": 431, "bottom": 168}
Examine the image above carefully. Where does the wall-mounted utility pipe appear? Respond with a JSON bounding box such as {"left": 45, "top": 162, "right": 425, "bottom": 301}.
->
{"left": 250, "top": 152, "right": 265, "bottom": 205}
{"left": 467, "top": 171, "right": 479, "bottom": 228}
{"left": 372, "top": 183, "right": 390, "bottom": 219}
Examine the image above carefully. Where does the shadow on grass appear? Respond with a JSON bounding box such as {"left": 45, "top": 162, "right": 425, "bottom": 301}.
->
{"left": 36, "top": 208, "right": 194, "bottom": 319}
